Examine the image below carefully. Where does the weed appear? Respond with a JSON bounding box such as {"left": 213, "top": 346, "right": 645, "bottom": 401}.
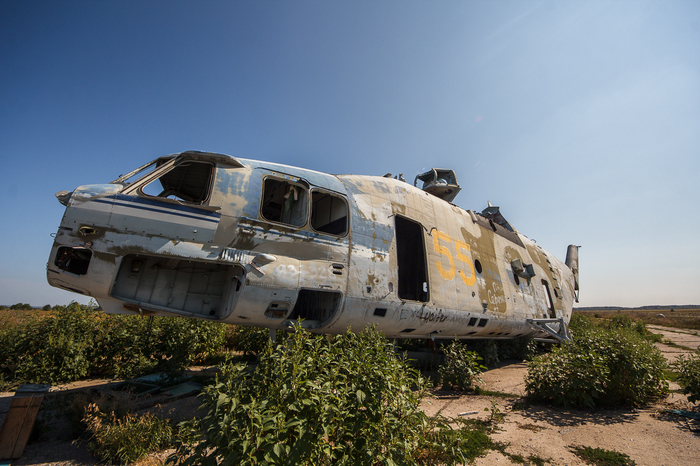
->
{"left": 486, "top": 399, "right": 506, "bottom": 425}
{"left": 570, "top": 445, "right": 636, "bottom": 466}
{"left": 83, "top": 403, "right": 172, "bottom": 464}
{"left": 672, "top": 350, "right": 700, "bottom": 403}
{"left": 439, "top": 340, "right": 486, "bottom": 391}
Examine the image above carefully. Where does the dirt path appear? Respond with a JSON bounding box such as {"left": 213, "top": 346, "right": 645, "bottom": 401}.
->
{"left": 4, "top": 327, "right": 699, "bottom": 465}
{"left": 420, "top": 325, "right": 700, "bottom": 465}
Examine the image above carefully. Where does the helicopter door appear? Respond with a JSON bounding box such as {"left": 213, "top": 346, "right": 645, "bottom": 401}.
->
{"left": 395, "top": 216, "right": 429, "bottom": 302}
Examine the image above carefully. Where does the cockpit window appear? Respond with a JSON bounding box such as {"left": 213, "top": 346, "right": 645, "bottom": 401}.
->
{"left": 140, "top": 161, "right": 214, "bottom": 204}
{"left": 261, "top": 178, "right": 308, "bottom": 227}
{"left": 113, "top": 157, "right": 172, "bottom": 185}
{"left": 311, "top": 191, "right": 348, "bottom": 235}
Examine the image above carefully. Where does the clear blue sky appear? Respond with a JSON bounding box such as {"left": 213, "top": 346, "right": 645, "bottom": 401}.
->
{"left": 1, "top": 0, "right": 699, "bottom": 308}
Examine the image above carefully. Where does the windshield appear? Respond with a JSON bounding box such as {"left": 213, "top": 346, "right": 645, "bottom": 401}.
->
{"left": 111, "top": 156, "right": 174, "bottom": 185}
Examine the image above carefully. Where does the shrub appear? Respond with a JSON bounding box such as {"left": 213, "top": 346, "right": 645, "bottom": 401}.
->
{"left": 84, "top": 403, "right": 172, "bottom": 464}
{"left": 227, "top": 325, "right": 286, "bottom": 356}
{"left": 525, "top": 325, "right": 668, "bottom": 408}
{"left": 172, "top": 326, "right": 429, "bottom": 465}
{"left": 172, "top": 325, "right": 494, "bottom": 466}
{"left": 474, "top": 340, "right": 500, "bottom": 368}
{"left": 439, "top": 341, "right": 486, "bottom": 391}
{"left": 0, "top": 303, "right": 96, "bottom": 384}
{"left": 673, "top": 350, "right": 700, "bottom": 403}
{"left": 498, "top": 336, "right": 538, "bottom": 361}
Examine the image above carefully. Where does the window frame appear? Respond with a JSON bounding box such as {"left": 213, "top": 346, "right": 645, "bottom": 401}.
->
{"left": 137, "top": 159, "right": 215, "bottom": 205}
{"left": 259, "top": 176, "right": 310, "bottom": 228}
{"left": 310, "top": 188, "right": 349, "bottom": 237}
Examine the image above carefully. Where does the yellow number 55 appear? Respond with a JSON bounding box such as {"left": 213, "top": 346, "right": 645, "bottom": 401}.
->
{"left": 432, "top": 230, "right": 477, "bottom": 286}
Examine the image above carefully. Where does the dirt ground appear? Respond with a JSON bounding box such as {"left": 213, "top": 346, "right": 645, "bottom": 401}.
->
{"left": 2, "top": 326, "right": 699, "bottom": 466}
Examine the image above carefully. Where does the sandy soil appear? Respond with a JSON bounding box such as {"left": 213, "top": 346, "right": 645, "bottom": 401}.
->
{"left": 2, "top": 327, "right": 699, "bottom": 465}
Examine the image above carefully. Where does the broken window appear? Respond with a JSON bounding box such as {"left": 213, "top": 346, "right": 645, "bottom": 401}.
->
{"left": 261, "top": 178, "right": 308, "bottom": 227}
{"left": 55, "top": 246, "right": 92, "bottom": 275}
{"left": 311, "top": 191, "right": 348, "bottom": 235}
{"left": 140, "top": 161, "right": 214, "bottom": 204}
{"left": 112, "top": 157, "right": 172, "bottom": 186}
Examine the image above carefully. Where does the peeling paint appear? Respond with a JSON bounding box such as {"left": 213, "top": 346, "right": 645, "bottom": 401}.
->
{"left": 47, "top": 151, "right": 577, "bottom": 341}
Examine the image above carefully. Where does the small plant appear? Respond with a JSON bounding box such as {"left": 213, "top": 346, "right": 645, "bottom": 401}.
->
{"left": 570, "top": 445, "right": 636, "bottom": 466}
{"left": 83, "top": 403, "right": 172, "bottom": 464}
{"left": 439, "top": 340, "right": 486, "bottom": 391}
{"left": 485, "top": 399, "right": 505, "bottom": 425}
{"left": 673, "top": 350, "right": 700, "bottom": 403}
{"left": 475, "top": 339, "right": 500, "bottom": 368}
{"left": 416, "top": 417, "right": 494, "bottom": 465}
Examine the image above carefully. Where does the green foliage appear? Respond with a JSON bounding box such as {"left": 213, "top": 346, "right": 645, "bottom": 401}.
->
{"left": 568, "top": 313, "right": 596, "bottom": 333}
{"left": 83, "top": 403, "right": 172, "bottom": 464}
{"left": 475, "top": 339, "right": 500, "bottom": 368}
{"left": 525, "top": 325, "right": 668, "bottom": 408}
{"left": 171, "top": 325, "right": 492, "bottom": 466}
{"left": 226, "top": 325, "right": 284, "bottom": 356}
{"left": 415, "top": 417, "right": 494, "bottom": 465}
{"left": 569, "top": 445, "right": 636, "bottom": 466}
{"left": 439, "top": 341, "right": 486, "bottom": 391}
{"left": 0, "top": 302, "right": 229, "bottom": 385}
{"left": 0, "top": 303, "right": 95, "bottom": 384}
{"left": 498, "top": 336, "right": 538, "bottom": 361}
{"left": 672, "top": 350, "right": 700, "bottom": 403}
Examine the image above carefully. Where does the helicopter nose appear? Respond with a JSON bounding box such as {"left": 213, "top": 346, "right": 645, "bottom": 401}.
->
{"left": 56, "top": 190, "right": 73, "bottom": 206}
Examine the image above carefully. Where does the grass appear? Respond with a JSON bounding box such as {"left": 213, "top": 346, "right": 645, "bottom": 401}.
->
{"left": 660, "top": 339, "right": 696, "bottom": 351}
{"left": 570, "top": 445, "right": 636, "bottom": 466}
{"left": 473, "top": 386, "right": 521, "bottom": 398}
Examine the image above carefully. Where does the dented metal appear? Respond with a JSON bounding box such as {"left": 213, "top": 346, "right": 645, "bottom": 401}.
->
{"left": 47, "top": 150, "right": 579, "bottom": 341}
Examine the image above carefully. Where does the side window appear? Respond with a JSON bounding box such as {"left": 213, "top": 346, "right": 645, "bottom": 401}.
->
{"left": 140, "top": 161, "right": 213, "bottom": 204}
{"left": 261, "top": 178, "right": 308, "bottom": 227}
{"left": 311, "top": 191, "right": 348, "bottom": 235}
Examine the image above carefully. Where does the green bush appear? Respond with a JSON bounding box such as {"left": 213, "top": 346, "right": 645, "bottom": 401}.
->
{"left": 525, "top": 325, "right": 668, "bottom": 408}
{"left": 498, "top": 336, "right": 538, "bottom": 361}
{"left": 673, "top": 350, "right": 700, "bottom": 403}
{"left": 474, "top": 340, "right": 500, "bottom": 368}
{"left": 0, "top": 303, "right": 96, "bottom": 384}
{"left": 172, "top": 326, "right": 429, "bottom": 465}
{"left": 172, "top": 325, "right": 492, "bottom": 466}
{"left": 227, "top": 325, "right": 277, "bottom": 356}
{"left": 439, "top": 341, "right": 486, "bottom": 391}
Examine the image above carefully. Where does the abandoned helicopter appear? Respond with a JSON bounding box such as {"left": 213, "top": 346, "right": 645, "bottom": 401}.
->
{"left": 48, "top": 151, "right": 579, "bottom": 342}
